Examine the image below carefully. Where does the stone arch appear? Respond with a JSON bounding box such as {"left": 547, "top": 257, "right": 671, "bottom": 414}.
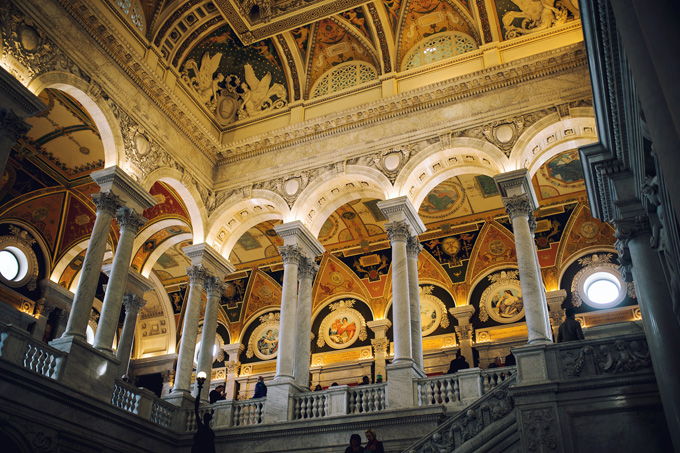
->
{"left": 50, "top": 240, "right": 88, "bottom": 283}
{"left": 290, "top": 166, "right": 392, "bottom": 237}
{"left": 143, "top": 168, "right": 206, "bottom": 244}
{"left": 140, "top": 232, "right": 193, "bottom": 277}
{"left": 508, "top": 115, "right": 598, "bottom": 176}
{"left": 27, "top": 72, "right": 122, "bottom": 167}
{"left": 133, "top": 271, "right": 178, "bottom": 356}
{"left": 207, "top": 189, "right": 290, "bottom": 257}
{"left": 395, "top": 138, "right": 509, "bottom": 210}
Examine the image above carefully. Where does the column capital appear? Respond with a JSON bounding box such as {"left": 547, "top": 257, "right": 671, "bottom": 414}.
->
{"left": 371, "top": 337, "right": 390, "bottom": 354}
{"left": 613, "top": 216, "right": 651, "bottom": 282}
{"left": 204, "top": 276, "right": 226, "bottom": 298}
{"left": 183, "top": 243, "right": 234, "bottom": 280}
{"left": 454, "top": 323, "right": 474, "bottom": 342}
{"left": 298, "top": 256, "right": 319, "bottom": 280}
{"left": 278, "top": 244, "right": 303, "bottom": 265}
{"left": 501, "top": 194, "right": 536, "bottom": 221}
{"left": 493, "top": 169, "right": 539, "bottom": 211}
{"left": 377, "top": 196, "right": 426, "bottom": 235}
{"left": 406, "top": 236, "right": 423, "bottom": 257}
{"left": 449, "top": 305, "right": 475, "bottom": 324}
{"left": 386, "top": 220, "right": 411, "bottom": 244}
{"left": 122, "top": 293, "right": 147, "bottom": 313}
{"left": 186, "top": 265, "right": 209, "bottom": 285}
{"left": 222, "top": 343, "right": 245, "bottom": 359}
{"left": 90, "top": 166, "right": 157, "bottom": 212}
{"left": 274, "top": 220, "right": 325, "bottom": 258}
{"left": 116, "top": 207, "right": 147, "bottom": 234}
{"left": 367, "top": 318, "right": 392, "bottom": 336}
{"left": 92, "top": 191, "right": 124, "bottom": 217}
{"left": 0, "top": 108, "right": 31, "bottom": 141}
{"left": 226, "top": 361, "right": 241, "bottom": 375}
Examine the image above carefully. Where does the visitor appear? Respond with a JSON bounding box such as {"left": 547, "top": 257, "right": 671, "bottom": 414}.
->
{"left": 488, "top": 357, "right": 503, "bottom": 368}
{"left": 358, "top": 375, "right": 370, "bottom": 385}
{"left": 364, "top": 428, "right": 384, "bottom": 452}
{"left": 191, "top": 389, "right": 215, "bottom": 453}
{"left": 505, "top": 351, "right": 516, "bottom": 366}
{"left": 209, "top": 384, "right": 225, "bottom": 404}
{"left": 344, "top": 434, "right": 363, "bottom": 453}
{"left": 252, "top": 376, "right": 267, "bottom": 398}
{"left": 447, "top": 350, "right": 470, "bottom": 374}
{"left": 375, "top": 375, "right": 383, "bottom": 383}
{"left": 557, "top": 308, "right": 585, "bottom": 343}
{"left": 314, "top": 384, "right": 323, "bottom": 391}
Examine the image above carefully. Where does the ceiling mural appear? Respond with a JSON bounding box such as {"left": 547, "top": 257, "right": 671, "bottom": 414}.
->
{"left": 492, "top": 0, "right": 579, "bottom": 41}
{"left": 130, "top": 225, "right": 193, "bottom": 273}
{"left": 318, "top": 199, "right": 386, "bottom": 251}
{"left": 24, "top": 89, "right": 105, "bottom": 181}
{"left": 228, "top": 219, "right": 283, "bottom": 267}
{"left": 143, "top": 182, "right": 192, "bottom": 226}
{"left": 151, "top": 240, "right": 193, "bottom": 285}
{"left": 180, "top": 26, "right": 288, "bottom": 125}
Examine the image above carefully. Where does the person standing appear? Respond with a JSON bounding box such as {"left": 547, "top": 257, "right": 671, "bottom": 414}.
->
{"left": 447, "top": 350, "right": 470, "bottom": 374}
{"left": 252, "top": 376, "right": 267, "bottom": 398}
{"left": 344, "top": 434, "right": 363, "bottom": 453}
{"left": 557, "top": 308, "right": 585, "bottom": 343}
{"left": 364, "top": 428, "right": 384, "bottom": 453}
{"left": 209, "top": 384, "right": 226, "bottom": 404}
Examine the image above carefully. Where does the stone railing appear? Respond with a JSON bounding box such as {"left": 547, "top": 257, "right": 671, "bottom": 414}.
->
{"left": 293, "top": 392, "right": 327, "bottom": 420}
{"left": 416, "top": 374, "right": 460, "bottom": 407}
{"left": 481, "top": 366, "right": 516, "bottom": 394}
{"left": 150, "top": 399, "right": 177, "bottom": 428}
{"left": 112, "top": 380, "right": 142, "bottom": 413}
{"left": 347, "top": 383, "right": 387, "bottom": 414}
{"left": 405, "top": 374, "right": 516, "bottom": 452}
{"left": 0, "top": 322, "right": 64, "bottom": 381}
{"left": 232, "top": 398, "right": 265, "bottom": 426}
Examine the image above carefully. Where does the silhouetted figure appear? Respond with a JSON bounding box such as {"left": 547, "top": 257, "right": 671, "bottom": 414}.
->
{"left": 253, "top": 376, "right": 267, "bottom": 398}
{"left": 345, "top": 433, "right": 363, "bottom": 453}
{"left": 505, "top": 351, "right": 516, "bottom": 366}
{"left": 314, "top": 384, "right": 323, "bottom": 391}
{"left": 209, "top": 384, "right": 225, "bottom": 403}
{"left": 358, "top": 375, "right": 370, "bottom": 385}
{"left": 191, "top": 392, "right": 215, "bottom": 453}
{"left": 375, "top": 375, "right": 383, "bottom": 383}
{"left": 447, "top": 350, "right": 470, "bottom": 374}
{"left": 488, "top": 356, "right": 503, "bottom": 368}
{"left": 558, "top": 308, "right": 585, "bottom": 343}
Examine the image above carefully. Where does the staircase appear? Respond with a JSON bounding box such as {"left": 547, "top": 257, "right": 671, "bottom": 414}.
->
{"left": 403, "top": 375, "right": 519, "bottom": 453}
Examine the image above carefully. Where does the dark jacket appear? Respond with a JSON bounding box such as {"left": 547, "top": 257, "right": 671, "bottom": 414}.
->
{"left": 557, "top": 317, "right": 584, "bottom": 343}
{"left": 253, "top": 381, "right": 267, "bottom": 398}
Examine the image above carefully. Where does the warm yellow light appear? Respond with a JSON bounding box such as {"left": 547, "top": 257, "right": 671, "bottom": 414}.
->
{"left": 197, "top": 371, "right": 207, "bottom": 380}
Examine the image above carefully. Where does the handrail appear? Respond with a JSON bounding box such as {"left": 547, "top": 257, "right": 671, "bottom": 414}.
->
{"left": 415, "top": 374, "right": 459, "bottom": 406}
{"left": 403, "top": 374, "right": 516, "bottom": 452}
{"left": 347, "top": 383, "right": 386, "bottom": 414}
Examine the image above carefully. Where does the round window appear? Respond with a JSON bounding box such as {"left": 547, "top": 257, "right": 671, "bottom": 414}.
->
{"left": 576, "top": 267, "right": 626, "bottom": 309}
{"left": 0, "top": 249, "right": 20, "bottom": 280}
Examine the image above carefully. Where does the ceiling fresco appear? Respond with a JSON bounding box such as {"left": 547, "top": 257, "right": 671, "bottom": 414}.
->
{"left": 23, "top": 89, "right": 105, "bottom": 182}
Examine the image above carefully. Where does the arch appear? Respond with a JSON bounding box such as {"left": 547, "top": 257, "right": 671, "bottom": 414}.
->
{"left": 290, "top": 166, "right": 393, "bottom": 237}
{"left": 50, "top": 240, "right": 88, "bottom": 283}
{"left": 395, "top": 138, "right": 509, "bottom": 210}
{"left": 239, "top": 307, "right": 280, "bottom": 344}
{"left": 508, "top": 115, "right": 598, "bottom": 176}
{"left": 206, "top": 189, "right": 290, "bottom": 257}
{"left": 140, "top": 232, "right": 193, "bottom": 277}
{"left": 558, "top": 246, "right": 618, "bottom": 288}
{"left": 143, "top": 168, "right": 206, "bottom": 244}
{"left": 133, "top": 271, "right": 178, "bottom": 357}
{"left": 27, "top": 73, "right": 122, "bottom": 168}
{"left": 131, "top": 218, "right": 190, "bottom": 261}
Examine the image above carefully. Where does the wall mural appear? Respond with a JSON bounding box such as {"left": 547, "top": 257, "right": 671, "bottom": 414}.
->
{"left": 180, "top": 27, "right": 288, "bottom": 125}
{"left": 246, "top": 312, "right": 280, "bottom": 360}
{"left": 493, "top": 0, "right": 579, "bottom": 41}
{"left": 419, "top": 285, "right": 450, "bottom": 336}
{"left": 478, "top": 270, "right": 524, "bottom": 323}
{"left": 316, "top": 299, "right": 368, "bottom": 349}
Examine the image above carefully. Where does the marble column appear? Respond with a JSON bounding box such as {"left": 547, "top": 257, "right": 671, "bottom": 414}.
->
{"left": 223, "top": 343, "right": 244, "bottom": 400}
{"left": 367, "top": 319, "right": 392, "bottom": 381}
{"left": 173, "top": 265, "right": 208, "bottom": 394}
{"left": 386, "top": 221, "right": 413, "bottom": 364}
{"left": 614, "top": 216, "right": 680, "bottom": 448}
{"left": 94, "top": 208, "right": 147, "bottom": 353}
{"left": 117, "top": 293, "right": 146, "bottom": 378}
{"left": 494, "top": 170, "right": 552, "bottom": 344}
{"left": 196, "top": 276, "right": 225, "bottom": 400}
{"left": 546, "top": 290, "right": 567, "bottom": 339}
{"left": 450, "top": 305, "right": 476, "bottom": 368}
{"left": 294, "top": 256, "right": 318, "bottom": 388}
{"left": 407, "top": 236, "right": 424, "bottom": 371}
{"left": 276, "top": 245, "right": 302, "bottom": 381}
{"left": 0, "top": 68, "right": 45, "bottom": 178}
{"left": 61, "top": 191, "right": 123, "bottom": 341}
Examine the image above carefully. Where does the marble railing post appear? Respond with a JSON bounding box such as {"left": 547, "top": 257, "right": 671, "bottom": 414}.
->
{"left": 61, "top": 191, "right": 123, "bottom": 341}
{"left": 294, "top": 256, "right": 318, "bottom": 388}
{"left": 36, "top": 280, "right": 74, "bottom": 342}
{"left": 173, "top": 265, "right": 208, "bottom": 395}
{"left": 367, "top": 319, "right": 391, "bottom": 381}
{"left": 450, "top": 305, "right": 476, "bottom": 368}
{"left": 0, "top": 68, "right": 45, "bottom": 178}
{"left": 117, "top": 293, "right": 146, "bottom": 377}
{"left": 546, "top": 289, "right": 567, "bottom": 338}
{"left": 614, "top": 216, "right": 680, "bottom": 446}
{"left": 406, "top": 236, "right": 424, "bottom": 371}
{"left": 386, "top": 221, "right": 413, "bottom": 364}
{"left": 222, "top": 343, "right": 244, "bottom": 400}
{"left": 494, "top": 170, "right": 552, "bottom": 344}
{"left": 94, "top": 208, "right": 147, "bottom": 353}
{"left": 276, "top": 245, "right": 302, "bottom": 381}
{"left": 196, "top": 276, "right": 226, "bottom": 401}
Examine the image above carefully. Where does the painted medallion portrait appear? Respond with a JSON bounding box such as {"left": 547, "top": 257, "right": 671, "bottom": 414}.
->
{"left": 419, "top": 286, "right": 450, "bottom": 336}
{"left": 317, "top": 300, "right": 368, "bottom": 350}
{"left": 247, "top": 312, "right": 280, "bottom": 360}
{"left": 479, "top": 271, "right": 525, "bottom": 324}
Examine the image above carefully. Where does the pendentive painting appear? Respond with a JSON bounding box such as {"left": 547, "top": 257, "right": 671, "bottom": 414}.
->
{"left": 479, "top": 270, "right": 525, "bottom": 323}
{"left": 246, "top": 312, "right": 280, "bottom": 360}
{"left": 317, "top": 299, "right": 368, "bottom": 349}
